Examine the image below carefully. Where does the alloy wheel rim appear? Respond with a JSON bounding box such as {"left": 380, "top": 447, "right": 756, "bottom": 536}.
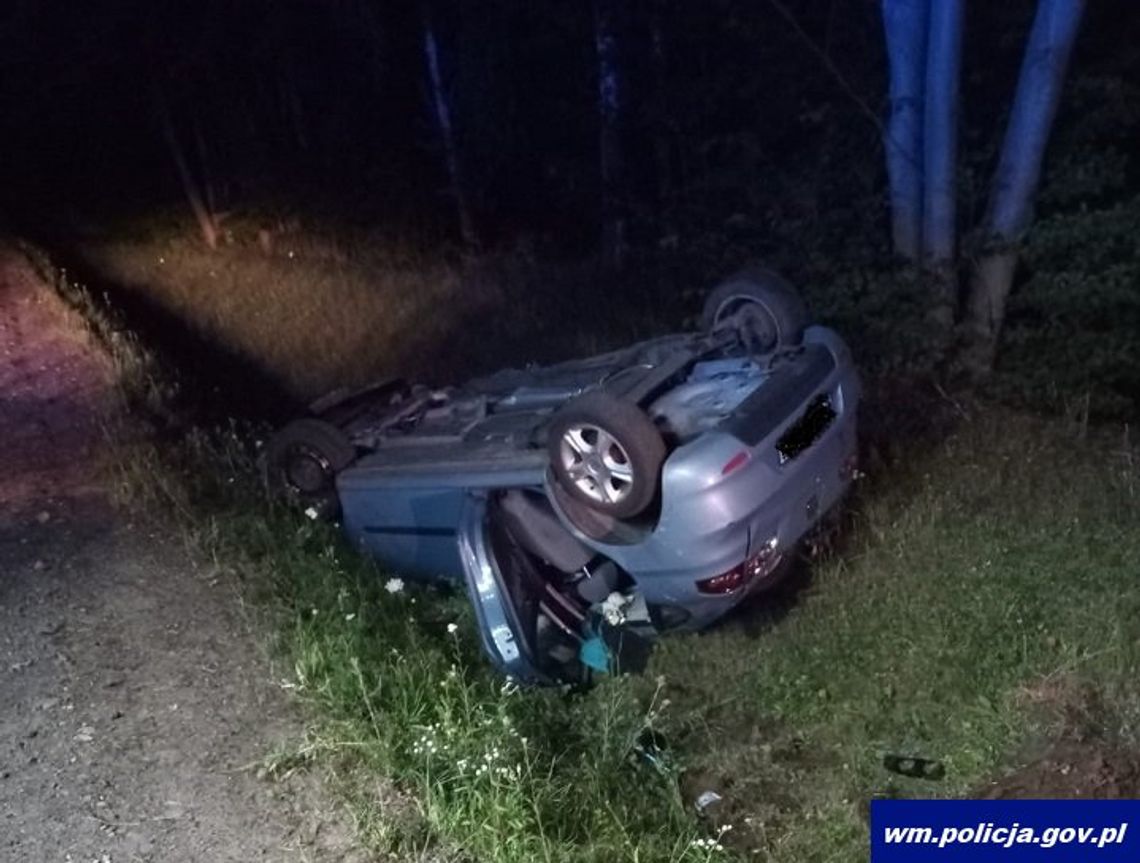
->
{"left": 559, "top": 423, "right": 634, "bottom": 505}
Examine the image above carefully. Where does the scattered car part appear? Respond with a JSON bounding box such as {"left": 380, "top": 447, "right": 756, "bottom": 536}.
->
{"left": 884, "top": 754, "right": 946, "bottom": 781}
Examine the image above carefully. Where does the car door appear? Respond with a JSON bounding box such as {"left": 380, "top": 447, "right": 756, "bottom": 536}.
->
{"left": 456, "top": 492, "right": 550, "bottom": 683}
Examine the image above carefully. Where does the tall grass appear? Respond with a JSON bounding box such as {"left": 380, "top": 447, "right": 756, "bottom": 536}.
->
{"left": 31, "top": 229, "right": 1140, "bottom": 861}
{"left": 110, "top": 426, "right": 713, "bottom": 862}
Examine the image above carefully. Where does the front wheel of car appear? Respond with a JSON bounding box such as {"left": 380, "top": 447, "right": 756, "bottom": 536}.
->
{"left": 702, "top": 266, "right": 808, "bottom": 354}
{"left": 264, "top": 418, "right": 356, "bottom": 519}
{"left": 548, "top": 391, "right": 666, "bottom": 520}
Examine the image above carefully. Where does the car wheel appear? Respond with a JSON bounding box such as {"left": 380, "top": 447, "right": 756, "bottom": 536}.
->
{"left": 548, "top": 391, "right": 666, "bottom": 520}
{"left": 702, "top": 266, "right": 808, "bottom": 354}
{"left": 264, "top": 418, "right": 356, "bottom": 519}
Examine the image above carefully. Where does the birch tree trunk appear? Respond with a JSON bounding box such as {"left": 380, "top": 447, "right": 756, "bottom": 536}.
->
{"left": 962, "top": 0, "right": 1086, "bottom": 376}
{"left": 920, "top": 0, "right": 963, "bottom": 341}
{"left": 921, "top": 0, "right": 962, "bottom": 266}
{"left": 881, "top": 0, "right": 928, "bottom": 262}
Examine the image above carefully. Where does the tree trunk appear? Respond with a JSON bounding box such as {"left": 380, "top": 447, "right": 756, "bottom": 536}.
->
{"left": 192, "top": 115, "right": 220, "bottom": 220}
{"left": 154, "top": 86, "right": 219, "bottom": 250}
{"left": 921, "top": 0, "right": 962, "bottom": 267}
{"left": 961, "top": 249, "right": 1018, "bottom": 372}
{"left": 421, "top": 2, "right": 477, "bottom": 249}
{"left": 595, "top": 0, "right": 625, "bottom": 274}
{"left": 961, "top": 0, "right": 1086, "bottom": 377}
{"left": 881, "top": 0, "right": 928, "bottom": 261}
{"left": 920, "top": 0, "right": 963, "bottom": 344}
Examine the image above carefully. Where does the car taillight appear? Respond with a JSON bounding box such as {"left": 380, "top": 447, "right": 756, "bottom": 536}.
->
{"left": 721, "top": 450, "right": 751, "bottom": 476}
{"left": 696, "top": 538, "right": 781, "bottom": 595}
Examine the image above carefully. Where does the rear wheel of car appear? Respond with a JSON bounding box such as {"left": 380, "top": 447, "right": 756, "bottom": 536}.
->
{"left": 548, "top": 391, "right": 666, "bottom": 520}
{"left": 264, "top": 418, "right": 356, "bottom": 519}
{"left": 702, "top": 267, "right": 808, "bottom": 354}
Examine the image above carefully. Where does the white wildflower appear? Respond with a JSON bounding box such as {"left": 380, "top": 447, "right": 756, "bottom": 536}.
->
{"left": 500, "top": 677, "right": 520, "bottom": 696}
{"left": 384, "top": 578, "right": 405, "bottom": 594}
{"left": 304, "top": 506, "right": 319, "bottom": 520}
{"left": 689, "top": 837, "right": 726, "bottom": 853}
{"left": 447, "top": 622, "right": 459, "bottom": 634}
{"left": 344, "top": 613, "right": 356, "bottom": 622}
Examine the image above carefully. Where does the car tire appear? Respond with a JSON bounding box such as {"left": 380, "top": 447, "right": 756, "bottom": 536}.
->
{"left": 548, "top": 391, "right": 666, "bottom": 520}
{"left": 264, "top": 418, "right": 356, "bottom": 519}
{"left": 702, "top": 266, "right": 808, "bottom": 354}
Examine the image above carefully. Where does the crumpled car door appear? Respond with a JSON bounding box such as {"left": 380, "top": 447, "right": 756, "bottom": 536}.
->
{"left": 456, "top": 493, "right": 549, "bottom": 683}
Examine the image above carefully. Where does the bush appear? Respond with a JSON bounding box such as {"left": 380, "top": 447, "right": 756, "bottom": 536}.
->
{"left": 994, "top": 75, "right": 1140, "bottom": 418}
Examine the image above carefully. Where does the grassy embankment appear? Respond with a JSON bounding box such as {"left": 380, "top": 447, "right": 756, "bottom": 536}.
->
{"left": 30, "top": 221, "right": 1140, "bottom": 862}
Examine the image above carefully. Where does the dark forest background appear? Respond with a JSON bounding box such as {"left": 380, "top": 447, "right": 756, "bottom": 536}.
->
{"left": 5, "top": 8, "right": 1140, "bottom": 860}
{"left": 1, "top": 0, "right": 1138, "bottom": 412}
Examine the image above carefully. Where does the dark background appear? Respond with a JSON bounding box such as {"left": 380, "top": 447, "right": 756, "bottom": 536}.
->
{"left": 0, "top": 1, "right": 1131, "bottom": 239}
{"left": 2, "top": 0, "right": 1138, "bottom": 412}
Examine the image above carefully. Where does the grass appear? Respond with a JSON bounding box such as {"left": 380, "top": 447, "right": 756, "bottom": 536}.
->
{"left": 29, "top": 223, "right": 1140, "bottom": 862}
{"left": 651, "top": 410, "right": 1140, "bottom": 858}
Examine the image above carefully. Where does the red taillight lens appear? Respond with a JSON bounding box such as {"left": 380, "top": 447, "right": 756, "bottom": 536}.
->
{"left": 721, "top": 450, "right": 751, "bottom": 476}
{"left": 695, "top": 565, "right": 748, "bottom": 595}
{"left": 696, "top": 539, "right": 782, "bottom": 595}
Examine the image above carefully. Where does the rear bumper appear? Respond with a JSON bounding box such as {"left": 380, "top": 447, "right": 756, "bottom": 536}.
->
{"left": 563, "top": 327, "right": 860, "bottom": 630}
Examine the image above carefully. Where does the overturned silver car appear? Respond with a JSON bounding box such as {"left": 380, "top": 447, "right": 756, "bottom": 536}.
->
{"left": 266, "top": 268, "right": 860, "bottom": 682}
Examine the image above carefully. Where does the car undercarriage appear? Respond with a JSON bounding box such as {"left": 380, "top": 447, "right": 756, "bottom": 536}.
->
{"left": 266, "top": 267, "right": 860, "bottom": 681}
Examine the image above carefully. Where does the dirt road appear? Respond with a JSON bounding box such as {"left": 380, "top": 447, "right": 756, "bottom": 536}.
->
{"left": 0, "top": 250, "right": 364, "bottom": 862}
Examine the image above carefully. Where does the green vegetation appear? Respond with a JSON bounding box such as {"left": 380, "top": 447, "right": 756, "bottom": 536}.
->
{"left": 30, "top": 231, "right": 1140, "bottom": 862}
